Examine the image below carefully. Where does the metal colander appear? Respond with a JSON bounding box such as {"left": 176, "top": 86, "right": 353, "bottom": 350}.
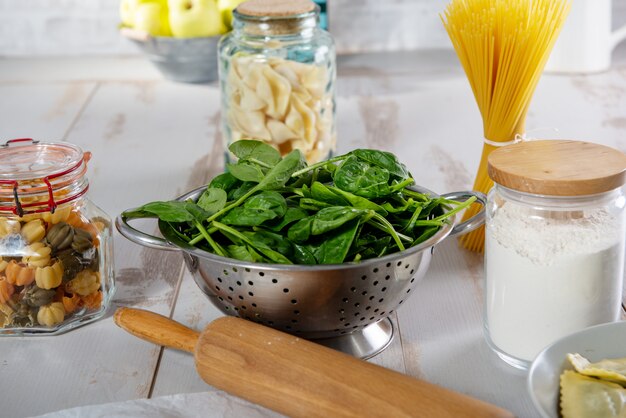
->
{"left": 117, "top": 186, "right": 485, "bottom": 358}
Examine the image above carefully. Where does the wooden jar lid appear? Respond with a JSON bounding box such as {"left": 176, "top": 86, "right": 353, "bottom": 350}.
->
{"left": 488, "top": 140, "right": 626, "bottom": 196}
{"left": 237, "top": 0, "right": 316, "bottom": 17}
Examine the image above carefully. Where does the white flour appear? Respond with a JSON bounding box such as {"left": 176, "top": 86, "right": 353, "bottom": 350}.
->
{"left": 485, "top": 202, "right": 624, "bottom": 363}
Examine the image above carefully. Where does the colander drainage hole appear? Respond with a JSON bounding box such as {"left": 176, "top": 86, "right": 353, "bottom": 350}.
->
{"left": 410, "top": 278, "right": 415, "bottom": 283}
{"left": 259, "top": 272, "right": 265, "bottom": 277}
{"left": 369, "top": 316, "right": 375, "bottom": 321}
{"left": 350, "top": 287, "right": 356, "bottom": 292}
{"left": 373, "top": 268, "right": 379, "bottom": 273}
{"left": 248, "top": 292, "right": 254, "bottom": 296}
{"left": 245, "top": 268, "right": 251, "bottom": 272}
{"left": 397, "top": 261, "right": 402, "bottom": 266}
{"left": 386, "top": 262, "right": 391, "bottom": 267}
{"left": 236, "top": 281, "right": 242, "bottom": 286}
{"left": 381, "top": 287, "right": 387, "bottom": 292}
{"left": 379, "top": 298, "right": 384, "bottom": 303}
{"left": 407, "top": 289, "right": 411, "bottom": 294}
{"left": 234, "top": 307, "right": 239, "bottom": 311}
{"left": 353, "top": 326, "right": 358, "bottom": 329}
{"left": 385, "top": 275, "right": 390, "bottom": 280}
{"left": 233, "top": 267, "right": 238, "bottom": 272}
{"left": 293, "top": 310, "right": 300, "bottom": 315}
{"left": 291, "top": 319, "right": 298, "bottom": 324}
{"left": 223, "top": 270, "right": 229, "bottom": 275}
{"left": 338, "top": 309, "right": 344, "bottom": 314}
{"left": 248, "top": 280, "right": 254, "bottom": 286}
{"left": 373, "top": 281, "right": 378, "bottom": 286}
{"left": 217, "top": 277, "right": 223, "bottom": 283}
{"left": 344, "top": 323, "right": 351, "bottom": 327}
{"left": 410, "top": 269, "right": 415, "bottom": 275}
{"left": 228, "top": 296, "right": 233, "bottom": 301}
{"left": 354, "top": 312, "right": 360, "bottom": 317}
{"left": 369, "top": 296, "right": 375, "bottom": 301}
{"left": 380, "top": 311, "right": 386, "bottom": 316}
{"left": 354, "top": 303, "right": 360, "bottom": 308}
{"left": 224, "top": 306, "right": 229, "bottom": 310}
{"left": 291, "top": 299, "right": 297, "bottom": 304}
{"left": 218, "top": 296, "right": 223, "bottom": 301}
{"left": 340, "top": 331, "right": 347, "bottom": 335}
{"left": 361, "top": 275, "right": 367, "bottom": 280}
{"left": 252, "top": 303, "right": 257, "bottom": 307}
{"left": 241, "top": 306, "right": 247, "bottom": 310}
{"left": 360, "top": 317, "right": 365, "bottom": 321}
{"left": 228, "top": 287, "right": 234, "bottom": 292}
{"left": 365, "top": 306, "right": 371, "bottom": 310}
{"left": 238, "top": 295, "right": 244, "bottom": 300}
{"left": 339, "top": 317, "right": 346, "bottom": 321}
{"left": 399, "top": 300, "right": 403, "bottom": 304}
{"left": 361, "top": 291, "right": 367, "bottom": 296}
{"left": 334, "top": 328, "right": 340, "bottom": 332}
{"left": 283, "top": 288, "right": 289, "bottom": 293}
{"left": 374, "top": 308, "right": 379, "bottom": 313}
{"left": 215, "top": 286, "right": 220, "bottom": 291}
{"left": 342, "top": 298, "right": 349, "bottom": 303}
{"left": 271, "top": 278, "right": 277, "bottom": 283}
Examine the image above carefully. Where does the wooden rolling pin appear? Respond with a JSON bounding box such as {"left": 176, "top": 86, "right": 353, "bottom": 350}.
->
{"left": 114, "top": 308, "right": 514, "bottom": 418}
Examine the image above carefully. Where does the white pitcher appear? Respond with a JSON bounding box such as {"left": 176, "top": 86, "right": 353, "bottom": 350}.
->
{"left": 545, "top": 0, "right": 626, "bottom": 73}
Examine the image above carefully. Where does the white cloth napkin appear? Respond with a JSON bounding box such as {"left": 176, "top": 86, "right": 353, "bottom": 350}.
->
{"left": 34, "top": 391, "right": 282, "bottom": 418}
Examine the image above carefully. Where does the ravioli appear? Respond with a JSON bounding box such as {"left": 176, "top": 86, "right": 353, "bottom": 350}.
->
{"left": 560, "top": 370, "right": 626, "bottom": 418}
{"left": 568, "top": 353, "right": 626, "bottom": 385}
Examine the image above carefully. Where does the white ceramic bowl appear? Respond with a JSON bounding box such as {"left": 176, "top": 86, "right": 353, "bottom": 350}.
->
{"left": 527, "top": 320, "right": 626, "bottom": 418}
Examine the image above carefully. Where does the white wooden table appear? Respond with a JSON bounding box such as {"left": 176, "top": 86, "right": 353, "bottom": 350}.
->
{"left": 1, "top": 47, "right": 625, "bottom": 418}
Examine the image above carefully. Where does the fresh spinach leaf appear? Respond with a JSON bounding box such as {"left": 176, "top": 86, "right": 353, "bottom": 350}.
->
{"left": 197, "top": 188, "right": 227, "bottom": 215}
{"left": 124, "top": 201, "right": 208, "bottom": 223}
{"left": 209, "top": 172, "right": 240, "bottom": 192}
{"left": 352, "top": 149, "right": 409, "bottom": 180}
{"left": 315, "top": 220, "right": 360, "bottom": 264}
{"left": 229, "top": 140, "right": 281, "bottom": 166}
{"left": 227, "top": 162, "right": 266, "bottom": 183}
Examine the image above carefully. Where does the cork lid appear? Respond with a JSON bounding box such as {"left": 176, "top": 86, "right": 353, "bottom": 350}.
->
{"left": 488, "top": 140, "right": 626, "bottom": 196}
{"left": 237, "top": 0, "right": 316, "bottom": 17}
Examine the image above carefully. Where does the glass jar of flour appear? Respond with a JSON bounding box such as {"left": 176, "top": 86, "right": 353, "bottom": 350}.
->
{"left": 484, "top": 140, "right": 626, "bottom": 369}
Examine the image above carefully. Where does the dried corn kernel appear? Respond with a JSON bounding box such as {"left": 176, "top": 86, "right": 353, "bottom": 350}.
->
{"left": 22, "top": 242, "right": 52, "bottom": 268}
{"left": 21, "top": 219, "right": 46, "bottom": 244}
{"left": 35, "top": 261, "right": 63, "bottom": 290}
{"left": 37, "top": 302, "right": 65, "bottom": 326}
{"left": 0, "top": 279, "right": 15, "bottom": 304}
{"left": 67, "top": 270, "right": 100, "bottom": 296}
{"left": 42, "top": 204, "right": 72, "bottom": 225}
{"left": 5, "top": 261, "right": 35, "bottom": 286}
{"left": 0, "top": 218, "right": 20, "bottom": 237}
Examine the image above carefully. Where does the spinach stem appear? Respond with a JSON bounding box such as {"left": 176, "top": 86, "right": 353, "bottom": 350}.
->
{"left": 248, "top": 157, "right": 273, "bottom": 169}
{"left": 402, "top": 189, "right": 431, "bottom": 201}
{"left": 403, "top": 206, "right": 423, "bottom": 233}
{"left": 291, "top": 154, "right": 347, "bottom": 178}
{"left": 433, "top": 196, "right": 477, "bottom": 222}
{"left": 189, "top": 226, "right": 218, "bottom": 245}
{"left": 389, "top": 177, "right": 415, "bottom": 193}
{"left": 194, "top": 221, "right": 226, "bottom": 257}
{"left": 370, "top": 213, "right": 405, "bottom": 251}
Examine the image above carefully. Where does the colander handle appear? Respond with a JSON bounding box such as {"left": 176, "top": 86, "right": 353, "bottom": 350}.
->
{"left": 441, "top": 191, "right": 487, "bottom": 237}
{"left": 115, "top": 210, "right": 180, "bottom": 252}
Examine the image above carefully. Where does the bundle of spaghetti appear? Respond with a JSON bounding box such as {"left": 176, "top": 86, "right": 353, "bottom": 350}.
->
{"left": 441, "top": 0, "right": 570, "bottom": 252}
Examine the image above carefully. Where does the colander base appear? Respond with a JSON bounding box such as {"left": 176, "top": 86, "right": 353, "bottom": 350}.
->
{"left": 311, "top": 317, "right": 393, "bottom": 359}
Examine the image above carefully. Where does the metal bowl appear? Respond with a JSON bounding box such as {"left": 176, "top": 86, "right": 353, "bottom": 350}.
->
{"left": 122, "top": 29, "right": 219, "bottom": 83}
{"left": 117, "top": 185, "right": 485, "bottom": 358}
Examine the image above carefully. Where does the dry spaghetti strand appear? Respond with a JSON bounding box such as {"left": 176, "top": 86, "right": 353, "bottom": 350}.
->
{"left": 441, "top": 0, "right": 570, "bottom": 252}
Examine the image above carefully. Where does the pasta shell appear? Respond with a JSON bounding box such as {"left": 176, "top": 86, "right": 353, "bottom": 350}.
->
{"left": 0, "top": 278, "right": 14, "bottom": 304}
{"left": 291, "top": 94, "right": 318, "bottom": 144}
{"left": 266, "top": 119, "right": 298, "bottom": 144}
{"left": 0, "top": 218, "right": 20, "bottom": 238}
{"left": 37, "top": 302, "right": 65, "bottom": 326}
{"left": 257, "top": 65, "right": 291, "bottom": 120}
{"left": 242, "top": 62, "right": 264, "bottom": 90}
{"left": 240, "top": 84, "right": 266, "bottom": 111}
{"left": 285, "top": 102, "right": 305, "bottom": 138}
{"left": 301, "top": 65, "right": 328, "bottom": 99}
{"left": 229, "top": 106, "right": 272, "bottom": 140}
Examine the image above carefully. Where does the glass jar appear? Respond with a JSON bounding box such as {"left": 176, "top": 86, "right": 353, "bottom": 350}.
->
{"left": 218, "top": 0, "right": 336, "bottom": 164}
{"left": 0, "top": 139, "right": 114, "bottom": 335}
{"left": 484, "top": 140, "right": 626, "bottom": 369}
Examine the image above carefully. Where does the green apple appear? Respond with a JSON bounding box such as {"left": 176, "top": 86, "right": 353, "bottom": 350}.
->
{"left": 134, "top": 2, "right": 172, "bottom": 36}
{"left": 218, "top": 0, "right": 246, "bottom": 30}
{"left": 120, "top": 0, "right": 142, "bottom": 27}
{"left": 168, "top": 0, "right": 226, "bottom": 38}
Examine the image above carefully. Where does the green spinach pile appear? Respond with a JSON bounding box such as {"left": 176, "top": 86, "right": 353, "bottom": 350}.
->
{"left": 125, "top": 140, "right": 474, "bottom": 264}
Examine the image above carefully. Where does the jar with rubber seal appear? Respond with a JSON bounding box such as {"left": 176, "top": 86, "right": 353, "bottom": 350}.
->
{"left": 0, "top": 139, "right": 114, "bottom": 335}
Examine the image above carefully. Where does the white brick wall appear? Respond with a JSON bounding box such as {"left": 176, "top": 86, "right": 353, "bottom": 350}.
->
{"left": 0, "top": 0, "right": 625, "bottom": 56}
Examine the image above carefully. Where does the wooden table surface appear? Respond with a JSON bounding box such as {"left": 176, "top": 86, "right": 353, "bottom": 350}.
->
{"left": 1, "top": 47, "right": 626, "bottom": 418}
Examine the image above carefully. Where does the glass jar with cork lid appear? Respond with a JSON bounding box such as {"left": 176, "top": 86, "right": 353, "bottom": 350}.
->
{"left": 218, "top": 0, "right": 336, "bottom": 164}
{"left": 483, "top": 140, "right": 626, "bottom": 369}
{"left": 0, "top": 139, "right": 114, "bottom": 335}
